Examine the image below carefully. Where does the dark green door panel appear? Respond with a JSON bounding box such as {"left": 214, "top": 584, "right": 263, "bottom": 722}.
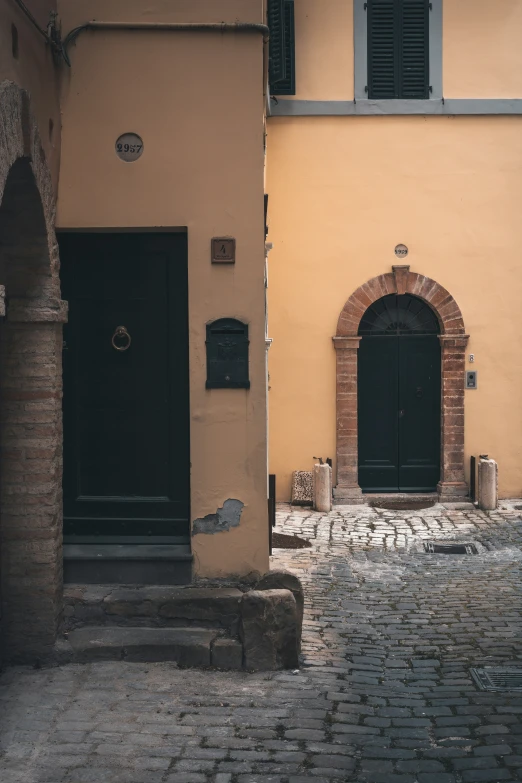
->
{"left": 398, "top": 337, "right": 441, "bottom": 491}
{"left": 357, "top": 295, "right": 441, "bottom": 493}
{"left": 358, "top": 336, "right": 399, "bottom": 491}
{"left": 59, "top": 233, "right": 190, "bottom": 539}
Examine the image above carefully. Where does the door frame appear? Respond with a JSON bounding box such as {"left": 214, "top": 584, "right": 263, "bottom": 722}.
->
{"left": 333, "top": 265, "right": 469, "bottom": 503}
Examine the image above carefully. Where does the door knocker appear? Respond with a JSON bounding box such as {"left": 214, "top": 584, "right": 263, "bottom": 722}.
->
{"left": 111, "top": 325, "right": 131, "bottom": 352}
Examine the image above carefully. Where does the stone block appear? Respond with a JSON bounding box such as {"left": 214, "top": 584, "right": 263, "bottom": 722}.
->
{"left": 211, "top": 637, "right": 243, "bottom": 669}
{"left": 478, "top": 458, "right": 498, "bottom": 511}
{"left": 314, "top": 463, "right": 332, "bottom": 512}
{"left": 67, "top": 626, "right": 217, "bottom": 665}
{"left": 291, "top": 471, "right": 313, "bottom": 505}
{"left": 241, "top": 589, "right": 299, "bottom": 670}
{"left": 255, "top": 570, "right": 304, "bottom": 653}
{"left": 157, "top": 588, "right": 243, "bottom": 625}
{"left": 62, "top": 586, "right": 244, "bottom": 636}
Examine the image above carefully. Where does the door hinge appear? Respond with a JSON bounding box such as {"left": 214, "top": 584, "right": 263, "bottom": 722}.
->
{"left": 365, "top": 85, "right": 368, "bottom": 93}
{"left": 429, "top": 85, "right": 433, "bottom": 94}
{"left": 429, "top": 2, "right": 433, "bottom": 9}
{"left": 364, "top": 2, "right": 367, "bottom": 10}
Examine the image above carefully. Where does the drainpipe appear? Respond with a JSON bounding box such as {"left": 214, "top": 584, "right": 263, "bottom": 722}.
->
{"left": 62, "top": 21, "right": 270, "bottom": 97}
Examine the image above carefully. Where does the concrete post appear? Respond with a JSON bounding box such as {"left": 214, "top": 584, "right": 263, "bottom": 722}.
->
{"left": 314, "top": 463, "right": 332, "bottom": 513}
{"left": 478, "top": 458, "right": 498, "bottom": 511}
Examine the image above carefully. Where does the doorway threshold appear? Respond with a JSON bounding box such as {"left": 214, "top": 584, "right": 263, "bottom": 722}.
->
{"left": 366, "top": 493, "right": 438, "bottom": 511}
{"left": 365, "top": 492, "right": 438, "bottom": 502}
{"left": 63, "top": 542, "right": 192, "bottom": 585}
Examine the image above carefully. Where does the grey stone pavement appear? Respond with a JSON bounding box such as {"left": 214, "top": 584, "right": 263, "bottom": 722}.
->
{"left": 3, "top": 500, "right": 522, "bottom": 783}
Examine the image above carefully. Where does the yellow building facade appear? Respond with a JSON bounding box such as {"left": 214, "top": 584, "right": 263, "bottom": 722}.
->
{"left": 267, "top": 0, "right": 522, "bottom": 501}
{"left": 1, "top": 0, "right": 521, "bottom": 663}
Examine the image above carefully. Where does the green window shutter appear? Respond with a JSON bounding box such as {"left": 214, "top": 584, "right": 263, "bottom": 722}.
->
{"left": 367, "top": 0, "right": 429, "bottom": 100}
{"left": 269, "top": 0, "right": 296, "bottom": 95}
{"left": 268, "top": 0, "right": 286, "bottom": 85}
{"left": 400, "top": 0, "right": 429, "bottom": 98}
{"left": 368, "top": 0, "right": 398, "bottom": 99}
{"left": 274, "top": 1, "right": 296, "bottom": 95}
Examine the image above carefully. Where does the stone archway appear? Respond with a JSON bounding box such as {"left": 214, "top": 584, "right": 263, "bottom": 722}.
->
{"left": 0, "top": 81, "right": 67, "bottom": 662}
{"left": 333, "top": 266, "right": 468, "bottom": 503}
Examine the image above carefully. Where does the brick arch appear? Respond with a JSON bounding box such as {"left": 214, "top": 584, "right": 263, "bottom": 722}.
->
{"left": 336, "top": 265, "right": 465, "bottom": 337}
{"left": 0, "top": 81, "right": 66, "bottom": 663}
{"left": 333, "top": 266, "right": 469, "bottom": 505}
{"left": 0, "top": 81, "right": 61, "bottom": 295}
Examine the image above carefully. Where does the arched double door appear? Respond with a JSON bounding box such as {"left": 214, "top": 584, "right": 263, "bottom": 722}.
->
{"left": 358, "top": 294, "right": 441, "bottom": 492}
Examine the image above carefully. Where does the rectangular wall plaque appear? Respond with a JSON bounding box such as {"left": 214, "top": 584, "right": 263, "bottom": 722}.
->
{"left": 211, "top": 237, "right": 236, "bottom": 264}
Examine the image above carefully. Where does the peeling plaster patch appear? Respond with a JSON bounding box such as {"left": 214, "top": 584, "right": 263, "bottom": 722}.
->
{"left": 193, "top": 499, "right": 244, "bottom": 535}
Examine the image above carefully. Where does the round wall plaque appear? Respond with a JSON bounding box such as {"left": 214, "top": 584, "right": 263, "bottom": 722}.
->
{"left": 115, "top": 133, "right": 144, "bottom": 162}
{"left": 394, "top": 244, "right": 408, "bottom": 258}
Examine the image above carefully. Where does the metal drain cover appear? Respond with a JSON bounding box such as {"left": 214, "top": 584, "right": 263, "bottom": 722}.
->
{"left": 424, "top": 542, "right": 477, "bottom": 554}
{"left": 471, "top": 667, "right": 522, "bottom": 691}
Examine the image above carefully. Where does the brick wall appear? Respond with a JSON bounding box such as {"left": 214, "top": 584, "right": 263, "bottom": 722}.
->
{"left": 0, "top": 82, "right": 66, "bottom": 663}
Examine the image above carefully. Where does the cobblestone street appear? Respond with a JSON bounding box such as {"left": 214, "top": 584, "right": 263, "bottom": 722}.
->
{"left": 2, "top": 501, "right": 522, "bottom": 783}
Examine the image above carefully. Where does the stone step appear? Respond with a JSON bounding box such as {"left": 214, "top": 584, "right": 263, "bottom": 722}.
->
{"left": 62, "top": 626, "right": 243, "bottom": 668}
{"left": 63, "top": 543, "right": 193, "bottom": 585}
{"left": 63, "top": 585, "right": 244, "bottom": 634}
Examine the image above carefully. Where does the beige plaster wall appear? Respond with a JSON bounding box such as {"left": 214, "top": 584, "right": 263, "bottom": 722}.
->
{"left": 275, "top": 0, "right": 522, "bottom": 100}
{"left": 57, "top": 1, "right": 269, "bottom": 577}
{"left": 266, "top": 116, "right": 522, "bottom": 499}
{"left": 287, "top": 0, "right": 354, "bottom": 101}
{"left": 59, "top": 0, "right": 265, "bottom": 27}
{"left": 444, "top": 0, "right": 522, "bottom": 98}
{"left": 0, "top": 1, "right": 60, "bottom": 187}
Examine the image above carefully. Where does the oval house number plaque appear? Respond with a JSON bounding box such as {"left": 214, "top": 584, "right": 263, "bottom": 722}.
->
{"left": 115, "top": 133, "right": 144, "bottom": 162}
{"left": 395, "top": 244, "right": 408, "bottom": 258}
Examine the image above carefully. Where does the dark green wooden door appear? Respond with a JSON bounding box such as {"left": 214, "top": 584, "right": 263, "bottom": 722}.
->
{"left": 358, "top": 336, "right": 400, "bottom": 491}
{"left": 358, "top": 294, "right": 441, "bottom": 492}
{"left": 59, "top": 233, "right": 189, "bottom": 540}
{"left": 398, "top": 336, "right": 441, "bottom": 491}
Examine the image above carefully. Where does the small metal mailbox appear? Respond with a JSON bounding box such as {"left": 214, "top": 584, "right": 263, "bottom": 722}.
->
{"left": 206, "top": 318, "right": 250, "bottom": 389}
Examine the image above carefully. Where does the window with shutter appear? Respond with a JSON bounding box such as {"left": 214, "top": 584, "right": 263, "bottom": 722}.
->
{"left": 367, "top": 0, "right": 429, "bottom": 100}
{"left": 268, "top": 0, "right": 295, "bottom": 96}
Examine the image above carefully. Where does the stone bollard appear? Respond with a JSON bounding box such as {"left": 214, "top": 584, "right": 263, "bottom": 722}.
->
{"left": 240, "top": 589, "right": 299, "bottom": 670}
{"left": 255, "top": 570, "right": 304, "bottom": 654}
{"left": 313, "top": 463, "right": 332, "bottom": 512}
{"left": 478, "top": 457, "right": 498, "bottom": 511}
